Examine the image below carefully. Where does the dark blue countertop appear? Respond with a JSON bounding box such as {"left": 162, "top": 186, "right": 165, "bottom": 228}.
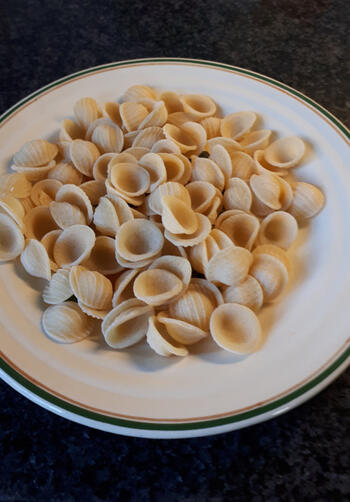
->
{"left": 0, "top": 1, "right": 349, "bottom": 500}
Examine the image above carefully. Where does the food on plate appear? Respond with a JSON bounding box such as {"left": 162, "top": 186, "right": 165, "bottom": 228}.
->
{"left": 0, "top": 85, "right": 325, "bottom": 356}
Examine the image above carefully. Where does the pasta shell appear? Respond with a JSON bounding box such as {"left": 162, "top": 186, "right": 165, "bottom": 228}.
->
{"left": 20, "top": 239, "right": 51, "bottom": 281}
{"left": 223, "top": 178, "right": 252, "bottom": 211}
{"left": 191, "top": 277, "right": 224, "bottom": 308}
{"left": 288, "top": 182, "right": 325, "bottom": 220}
{"left": 180, "top": 94, "right": 217, "bottom": 120}
{"left": 222, "top": 276, "right": 264, "bottom": 313}
{"left": 122, "top": 85, "right": 157, "bottom": 102}
{"left": 250, "top": 173, "right": 282, "bottom": 215}
{"left": 209, "top": 144, "right": 232, "bottom": 182}
{"left": 116, "top": 219, "right": 164, "bottom": 263}
{"left": 220, "top": 111, "right": 257, "bottom": 140}
{"left": 0, "top": 173, "right": 32, "bottom": 199}
{"left": 0, "top": 194, "right": 25, "bottom": 229}
{"left": 0, "top": 213, "right": 25, "bottom": 262}
{"left": 207, "top": 137, "right": 242, "bottom": 156}
{"left": 133, "top": 268, "right": 183, "bottom": 306}
{"left": 48, "top": 161, "right": 83, "bottom": 185}
{"left": 230, "top": 151, "right": 255, "bottom": 180}
{"left": 253, "top": 150, "right": 288, "bottom": 177}
{"left": 53, "top": 224, "right": 95, "bottom": 268}
{"left": 93, "top": 197, "right": 120, "bottom": 236}
{"left": 92, "top": 153, "right": 116, "bottom": 181}
{"left": 59, "top": 118, "right": 85, "bottom": 142}
{"left": 138, "top": 101, "right": 168, "bottom": 129}
{"left": 264, "top": 136, "right": 305, "bottom": 169}
{"left": 55, "top": 184, "right": 93, "bottom": 223}
{"left": 250, "top": 253, "right": 289, "bottom": 302}
{"left": 112, "top": 269, "right": 141, "bottom": 307}
{"left": 74, "top": 97, "right": 101, "bottom": 130}
{"left": 91, "top": 123, "right": 124, "bottom": 153}
{"left": 164, "top": 213, "right": 211, "bottom": 247}
{"left": 146, "top": 316, "right": 188, "bottom": 357}
{"left": 24, "top": 206, "right": 59, "bottom": 240}
{"left": 161, "top": 195, "right": 198, "bottom": 234}
{"left": 70, "top": 140, "right": 100, "bottom": 177}
{"left": 11, "top": 160, "right": 56, "bottom": 181}
{"left": 157, "top": 312, "right": 207, "bottom": 345}
{"left": 210, "top": 303, "right": 262, "bottom": 354}
{"left": 252, "top": 244, "right": 290, "bottom": 273}
{"left": 205, "top": 246, "right": 252, "bottom": 287}
{"left": 13, "top": 139, "right": 58, "bottom": 167}
{"left": 102, "top": 298, "right": 154, "bottom": 349}
{"left": 94, "top": 195, "right": 133, "bottom": 236}
{"left": 186, "top": 181, "right": 216, "bottom": 213}
{"left": 200, "top": 117, "right": 222, "bottom": 139}
{"left": 41, "top": 229, "right": 62, "bottom": 271}
{"left": 132, "top": 127, "right": 164, "bottom": 149}
{"left": 158, "top": 91, "right": 183, "bottom": 113}
{"left": 42, "top": 301, "right": 94, "bottom": 343}
{"left": 239, "top": 129, "right": 271, "bottom": 152}
{"left": 218, "top": 212, "right": 259, "bottom": 250}
{"left": 164, "top": 122, "right": 206, "bottom": 155}
{"left": 168, "top": 278, "right": 222, "bottom": 332}
{"left": 42, "top": 268, "right": 72, "bottom": 304}
{"left": 215, "top": 208, "right": 245, "bottom": 227}
{"left": 191, "top": 156, "right": 225, "bottom": 191}
{"left": 49, "top": 201, "right": 86, "bottom": 228}
{"left": 116, "top": 248, "right": 161, "bottom": 270}
{"left": 102, "top": 101, "right": 123, "bottom": 127}
{"left": 163, "top": 121, "right": 198, "bottom": 153}
{"left": 120, "top": 102, "right": 149, "bottom": 131}
{"left": 123, "top": 147, "right": 150, "bottom": 160}
{"left": 31, "top": 179, "right": 62, "bottom": 206}
{"left": 258, "top": 211, "right": 298, "bottom": 249}
{"left": 80, "top": 180, "right": 106, "bottom": 206}
{"left": 69, "top": 265, "right": 113, "bottom": 310}
{"left": 83, "top": 235, "right": 123, "bottom": 275}
{"left": 85, "top": 118, "right": 116, "bottom": 140}
{"left": 109, "top": 162, "right": 150, "bottom": 198}
{"left": 151, "top": 139, "right": 181, "bottom": 154}
{"left": 148, "top": 181, "right": 191, "bottom": 215}
{"left": 149, "top": 255, "right": 191, "bottom": 293}
{"left": 210, "top": 227, "right": 234, "bottom": 249}
{"left": 138, "top": 153, "right": 167, "bottom": 191}
{"left": 157, "top": 153, "right": 184, "bottom": 183}
{"left": 188, "top": 228, "right": 233, "bottom": 274}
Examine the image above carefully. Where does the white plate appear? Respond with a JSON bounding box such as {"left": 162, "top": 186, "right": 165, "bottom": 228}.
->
{"left": 0, "top": 58, "right": 349, "bottom": 439}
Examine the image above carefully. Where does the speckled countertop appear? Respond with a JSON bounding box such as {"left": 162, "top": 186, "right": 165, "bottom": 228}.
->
{"left": 0, "top": 1, "right": 349, "bottom": 500}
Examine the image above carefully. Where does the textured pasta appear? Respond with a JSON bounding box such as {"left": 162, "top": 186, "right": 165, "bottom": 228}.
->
{"left": 0, "top": 86, "right": 325, "bottom": 354}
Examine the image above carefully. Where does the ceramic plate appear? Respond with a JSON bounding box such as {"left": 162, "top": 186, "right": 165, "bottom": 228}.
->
{"left": 0, "top": 58, "right": 349, "bottom": 438}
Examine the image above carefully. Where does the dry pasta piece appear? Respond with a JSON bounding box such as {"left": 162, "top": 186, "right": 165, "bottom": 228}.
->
{"left": 210, "top": 303, "right": 262, "bottom": 354}
{"left": 42, "top": 301, "right": 94, "bottom": 343}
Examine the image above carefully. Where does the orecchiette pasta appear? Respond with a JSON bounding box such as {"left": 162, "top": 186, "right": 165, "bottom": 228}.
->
{"left": 0, "top": 85, "right": 325, "bottom": 355}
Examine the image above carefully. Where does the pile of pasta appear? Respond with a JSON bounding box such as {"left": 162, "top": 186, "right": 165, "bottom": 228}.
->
{"left": 0, "top": 86, "right": 325, "bottom": 356}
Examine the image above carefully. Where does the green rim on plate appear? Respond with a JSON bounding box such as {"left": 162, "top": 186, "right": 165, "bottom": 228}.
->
{"left": 0, "top": 58, "right": 349, "bottom": 431}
